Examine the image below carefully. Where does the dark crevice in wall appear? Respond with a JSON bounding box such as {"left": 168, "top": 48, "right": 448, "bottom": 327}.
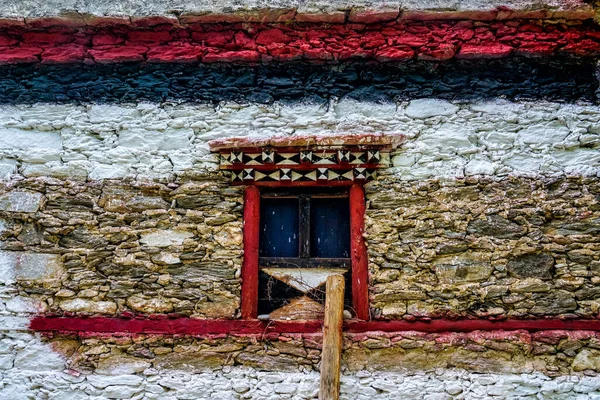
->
{"left": 0, "top": 57, "right": 596, "bottom": 104}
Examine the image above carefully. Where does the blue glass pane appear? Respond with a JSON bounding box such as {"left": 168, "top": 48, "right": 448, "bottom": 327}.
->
{"left": 311, "top": 198, "right": 350, "bottom": 258}
{"left": 260, "top": 198, "right": 299, "bottom": 257}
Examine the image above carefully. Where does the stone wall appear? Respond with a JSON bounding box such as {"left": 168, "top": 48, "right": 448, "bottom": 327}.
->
{"left": 0, "top": 59, "right": 594, "bottom": 103}
{"left": 3, "top": 329, "right": 600, "bottom": 399}
{"left": 31, "top": 329, "right": 600, "bottom": 375}
{"left": 0, "top": 97, "right": 599, "bottom": 182}
{"left": 0, "top": 95, "right": 598, "bottom": 318}
{"left": 0, "top": 19, "right": 598, "bottom": 65}
{"left": 0, "top": 177, "right": 244, "bottom": 319}
{"left": 0, "top": 3, "right": 599, "bottom": 392}
{"left": 2, "top": 176, "right": 599, "bottom": 322}
{"left": 367, "top": 175, "right": 600, "bottom": 319}
{"left": 0, "top": 0, "right": 592, "bottom": 19}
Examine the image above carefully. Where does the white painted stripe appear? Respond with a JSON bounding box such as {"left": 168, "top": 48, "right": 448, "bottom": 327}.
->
{"left": 0, "top": 362, "right": 598, "bottom": 399}
{"left": 0, "top": 0, "right": 584, "bottom": 18}
{"left": 0, "top": 100, "right": 597, "bottom": 182}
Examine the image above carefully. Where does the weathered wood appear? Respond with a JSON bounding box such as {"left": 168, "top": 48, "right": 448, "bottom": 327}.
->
{"left": 269, "top": 296, "right": 324, "bottom": 320}
{"left": 231, "top": 180, "right": 358, "bottom": 187}
{"left": 30, "top": 316, "right": 600, "bottom": 336}
{"left": 299, "top": 194, "right": 311, "bottom": 257}
{"left": 319, "top": 274, "right": 345, "bottom": 400}
{"left": 259, "top": 257, "right": 351, "bottom": 269}
{"left": 349, "top": 184, "right": 370, "bottom": 320}
{"left": 261, "top": 187, "right": 348, "bottom": 198}
{"left": 241, "top": 185, "right": 261, "bottom": 319}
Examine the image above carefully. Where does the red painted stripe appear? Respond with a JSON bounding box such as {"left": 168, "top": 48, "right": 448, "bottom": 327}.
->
{"left": 221, "top": 164, "right": 383, "bottom": 171}
{"left": 0, "top": 20, "right": 598, "bottom": 64}
{"left": 241, "top": 185, "right": 260, "bottom": 319}
{"left": 30, "top": 316, "right": 600, "bottom": 335}
{"left": 350, "top": 184, "right": 370, "bottom": 320}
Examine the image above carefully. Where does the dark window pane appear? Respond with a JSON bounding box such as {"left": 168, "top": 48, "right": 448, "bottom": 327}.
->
{"left": 310, "top": 198, "right": 350, "bottom": 258}
{"left": 260, "top": 198, "right": 299, "bottom": 257}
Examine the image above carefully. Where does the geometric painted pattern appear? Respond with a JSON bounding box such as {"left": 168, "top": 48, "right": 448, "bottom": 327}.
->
{"left": 219, "top": 147, "right": 389, "bottom": 185}
{"left": 230, "top": 167, "right": 377, "bottom": 183}
{"left": 220, "top": 148, "right": 388, "bottom": 168}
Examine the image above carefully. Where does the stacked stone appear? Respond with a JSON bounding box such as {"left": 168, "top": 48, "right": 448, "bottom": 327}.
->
{"left": 27, "top": 329, "right": 600, "bottom": 375}
{"left": 0, "top": 17, "right": 598, "bottom": 64}
{"left": 0, "top": 0, "right": 599, "bottom": 398}
{"left": 0, "top": 179, "right": 243, "bottom": 319}
{"left": 367, "top": 176, "right": 600, "bottom": 320}
{"left": 0, "top": 98, "right": 599, "bottom": 182}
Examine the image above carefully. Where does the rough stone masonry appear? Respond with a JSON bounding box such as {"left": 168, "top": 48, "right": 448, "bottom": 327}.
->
{"left": 1, "top": 0, "right": 600, "bottom": 399}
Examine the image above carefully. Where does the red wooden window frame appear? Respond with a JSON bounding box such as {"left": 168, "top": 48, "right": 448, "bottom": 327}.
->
{"left": 241, "top": 183, "right": 369, "bottom": 320}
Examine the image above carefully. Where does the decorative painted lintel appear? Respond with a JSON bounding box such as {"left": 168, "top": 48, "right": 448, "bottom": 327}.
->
{"left": 211, "top": 134, "right": 402, "bottom": 186}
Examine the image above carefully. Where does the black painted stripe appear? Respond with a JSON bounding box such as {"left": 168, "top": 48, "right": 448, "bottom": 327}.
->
{"left": 1, "top": 57, "right": 596, "bottom": 104}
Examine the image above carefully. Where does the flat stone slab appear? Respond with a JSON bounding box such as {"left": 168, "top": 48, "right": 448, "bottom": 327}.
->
{"left": 0, "top": 251, "right": 63, "bottom": 285}
{"left": 0, "top": 191, "right": 43, "bottom": 213}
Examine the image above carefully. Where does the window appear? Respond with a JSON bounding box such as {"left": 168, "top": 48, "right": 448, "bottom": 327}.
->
{"left": 212, "top": 137, "right": 395, "bottom": 322}
{"left": 259, "top": 189, "right": 350, "bottom": 260}
{"left": 257, "top": 188, "right": 352, "bottom": 317}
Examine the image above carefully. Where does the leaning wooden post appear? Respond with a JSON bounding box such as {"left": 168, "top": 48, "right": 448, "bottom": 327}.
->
{"left": 319, "top": 274, "right": 345, "bottom": 400}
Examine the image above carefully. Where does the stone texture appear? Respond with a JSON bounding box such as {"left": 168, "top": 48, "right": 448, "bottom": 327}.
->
{"left": 0, "top": 251, "right": 62, "bottom": 285}
{"left": 572, "top": 349, "right": 600, "bottom": 372}
{"left": 139, "top": 230, "right": 194, "bottom": 247}
{"left": 12, "top": 343, "right": 65, "bottom": 371}
{"left": 0, "top": 354, "right": 598, "bottom": 400}
{"left": 0, "top": 59, "right": 594, "bottom": 105}
{"left": 404, "top": 99, "right": 459, "bottom": 119}
{"left": 0, "top": 191, "right": 43, "bottom": 212}
{"left": 59, "top": 299, "right": 117, "bottom": 314}
{"left": 96, "top": 356, "right": 151, "bottom": 375}
{"left": 467, "top": 215, "right": 526, "bottom": 239}
{"left": 0, "top": 178, "right": 242, "bottom": 318}
{"left": 126, "top": 294, "right": 173, "bottom": 313}
{"left": 5, "top": 329, "right": 597, "bottom": 378}
{"left": 0, "top": 0, "right": 592, "bottom": 19}
{"left": 0, "top": 16, "right": 597, "bottom": 64}
{"left": 507, "top": 253, "right": 555, "bottom": 279}
{"left": 367, "top": 176, "right": 600, "bottom": 319}
{"left": 434, "top": 253, "right": 494, "bottom": 284}
{"left": 1, "top": 174, "right": 598, "bottom": 321}
{"left": 0, "top": 97, "right": 598, "bottom": 182}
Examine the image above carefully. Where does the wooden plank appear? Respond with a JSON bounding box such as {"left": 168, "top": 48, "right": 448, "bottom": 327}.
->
{"left": 259, "top": 197, "right": 299, "bottom": 257}
{"left": 259, "top": 257, "right": 351, "bottom": 269}
{"left": 261, "top": 187, "right": 348, "bottom": 197}
{"left": 30, "top": 316, "right": 600, "bottom": 336}
{"left": 241, "top": 185, "right": 260, "bottom": 319}
{"left": 349, "top": 184, "right": 370, "bottom": 320}
{"left": 221, "top": 163, "right": 384, "bottom": 171}
{"left": 311, "top": 197, "right": 350, "bottom": 258}
{"left": 231, "top": 181, "right": 359, "bottom": 187}
{"left": 299, "top": 194, "right": 311, "bottom": 258}
{"left": 319, "top": 274, "right": 345, "bottom": 400}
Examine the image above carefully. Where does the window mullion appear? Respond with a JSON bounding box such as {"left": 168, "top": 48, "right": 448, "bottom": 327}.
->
{"left": 299, "top": 195, "right": 311, "bottom": 258}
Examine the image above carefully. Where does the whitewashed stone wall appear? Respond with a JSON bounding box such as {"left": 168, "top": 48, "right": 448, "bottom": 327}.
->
{"left": 0, "top": 0, "right": 586, "bottom": 18}
{"left": 0, "top": 99, "right": 598, "bottom": 183}
{"left": 1, "top": 334, "right": 600, "bottom": 400}
{"left": 1, "top": 98, "right": 599, "bottom": 397}
{"left": 4, "top": 266, "right": 600, "bottom": 400}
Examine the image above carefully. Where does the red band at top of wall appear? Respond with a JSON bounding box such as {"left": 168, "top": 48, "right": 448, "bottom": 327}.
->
{"left": 0, "top": 17, "right": 599, "bottom": 65}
